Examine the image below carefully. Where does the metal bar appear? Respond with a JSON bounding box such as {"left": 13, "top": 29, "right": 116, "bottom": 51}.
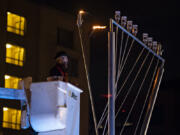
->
{"left": 117, "top": 31, "right": 124, "bottom": 76}
{"left": 116, "top": 39, "right": 135, "bottom": 84}
{"left": 116, "top": 51, "right": 150, "bottom": 121}
{"left": 115, "top": 48, "right": 145, "bottom": 98}
{"left": 140, "top": 67, "right": 164, "bottom": 135}
{"left": 134, "top": 59, "right": 160, "bottom": 135}
{"left": 99, "top": 47, "right": 145, "bottom": 129}
{"left": 103, "top": 116, "right": 108, "bottom": 135}
{"left": 115, "top": 26, "right": 118, "bottom": 82}
{"left": 120, "top": 35, "right": 129, "bottom": 71}
{"left": 120, "top": 55, "right": 154, "bottom": 135}
{"left": 111, "top": 19, "right": 164, "bottom": 63}
{"left": 97, "top": 104, "right": 108, "bottom": 129}
{"left": 77, "top": 26, "right": 99, "bottom": 135}
{"left": 108, "top": 19, "right": 115, "bottom": 135}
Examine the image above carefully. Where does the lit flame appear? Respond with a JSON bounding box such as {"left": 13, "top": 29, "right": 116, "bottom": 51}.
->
{"left": 79, "top": 10, "right": 85, "bottom": 14}
{"left": 93, "top": 25, "right": 107, "bottom": 30}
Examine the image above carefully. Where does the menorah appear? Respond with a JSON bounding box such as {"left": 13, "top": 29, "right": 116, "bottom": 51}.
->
{"left": 102, "top": 11, "right": 164, "bottom": 135}
{"left": 77, "top": 11, "right": 165, "bottom": 135}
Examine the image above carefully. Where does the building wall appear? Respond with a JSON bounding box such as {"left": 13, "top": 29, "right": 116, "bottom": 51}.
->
{"left": 0, "top": 0, "right": 89, "bottom": 134}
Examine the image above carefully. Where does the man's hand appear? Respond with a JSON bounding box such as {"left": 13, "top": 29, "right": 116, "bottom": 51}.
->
{"left": 47, "top": 76, "right": 63, "bottom": 81}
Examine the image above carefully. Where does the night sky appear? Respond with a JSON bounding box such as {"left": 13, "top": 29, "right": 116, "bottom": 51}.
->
{"left": 29, "top": 0, "right": 179, "bottom": 133}
{"left": 30, "top": 0, "right": 179, "bottom": 81}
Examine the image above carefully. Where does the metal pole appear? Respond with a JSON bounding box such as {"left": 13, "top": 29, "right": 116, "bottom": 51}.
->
{"left": 140, "top": 67, "right": 164, "bottom": 135}
{"left": 77, "top": 13, "right": 99, "bottom": 135}
{"left": 77, "top": 27, "right": 99, "bottom": 135}
{"left": 108, "top": 19, "right": 115, "bottom": 135}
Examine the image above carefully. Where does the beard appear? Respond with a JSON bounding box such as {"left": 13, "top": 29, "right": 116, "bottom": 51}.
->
{"left": 57, "top": 63, "right": 68, "bottom": 72}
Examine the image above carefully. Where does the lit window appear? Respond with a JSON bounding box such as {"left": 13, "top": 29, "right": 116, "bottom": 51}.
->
{"left": 3, "top": 107, "right": 21, "bottom": 130}
{"left": 4, "top": 75, "right": 22, "bottom": 89}
{"left": 6, "top": 43, "right": 25, "bottom": 66}
{"left": 7, "top": 12, "right": 26, "bottom": 36}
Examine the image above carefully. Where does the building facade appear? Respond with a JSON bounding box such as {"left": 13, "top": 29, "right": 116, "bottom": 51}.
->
{"left": 0, "top": 0, "right": 89, "bottom": 134}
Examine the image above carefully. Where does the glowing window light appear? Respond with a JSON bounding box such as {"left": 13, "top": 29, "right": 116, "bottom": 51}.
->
{"left": 7, "top": 12, "right": 26, "bottom": 36}
{"left": 4, "top": 75, "right": 22, "bottom": 89}
{"left": 5, "top": 75, "right": 10, "bottom": 79}
{"left": 3, "top": 107, "right": 9, "bottom": 111}
{"left": 6, "top": 43, "right": 25, "bottom": 66}
{"left": 3, "top": 107, "right": 21, "bottom": 130}
{"left": 6, "top": 43, "right": 12, "bottom": 48}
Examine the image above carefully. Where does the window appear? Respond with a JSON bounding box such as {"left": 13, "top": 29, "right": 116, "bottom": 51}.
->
{"left": 57, "top": 28, "right": 73, "bottom": 49}
{"left": 4, "top": 75, "right": 22, "bottom": 89}
{"left": 7, "top": 12, "right": 26, "bottom": 36}
{"left": 6, "top": 43, "right": 25, "bottom": 66}
{"left": 3, "top": 107, "right": 21, "bottom": 130}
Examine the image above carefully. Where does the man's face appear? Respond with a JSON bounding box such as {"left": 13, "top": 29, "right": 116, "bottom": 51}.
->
{"left": 56, "top": 55, "right": 68, "bottom": 68}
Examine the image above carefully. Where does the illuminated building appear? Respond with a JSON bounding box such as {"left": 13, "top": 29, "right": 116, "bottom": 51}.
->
{"left": 0, "top": 0, "right": 89, "bottom": 134}
{"left": 0, "top": 0, "right": 177, "bottom": 135}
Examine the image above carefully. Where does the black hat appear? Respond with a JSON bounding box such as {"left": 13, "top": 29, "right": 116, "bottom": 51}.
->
{"left": 54, "top": 51, "right": 68, "bottom": 59}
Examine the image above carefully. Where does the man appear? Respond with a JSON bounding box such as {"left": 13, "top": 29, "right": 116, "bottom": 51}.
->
{"left": 47, "top": 51, "right": 69, "bottom": 82}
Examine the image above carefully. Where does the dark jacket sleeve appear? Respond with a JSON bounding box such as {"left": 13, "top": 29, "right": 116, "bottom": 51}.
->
{"left": 49, "top": 66, "right": 62, "bottom": 77}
